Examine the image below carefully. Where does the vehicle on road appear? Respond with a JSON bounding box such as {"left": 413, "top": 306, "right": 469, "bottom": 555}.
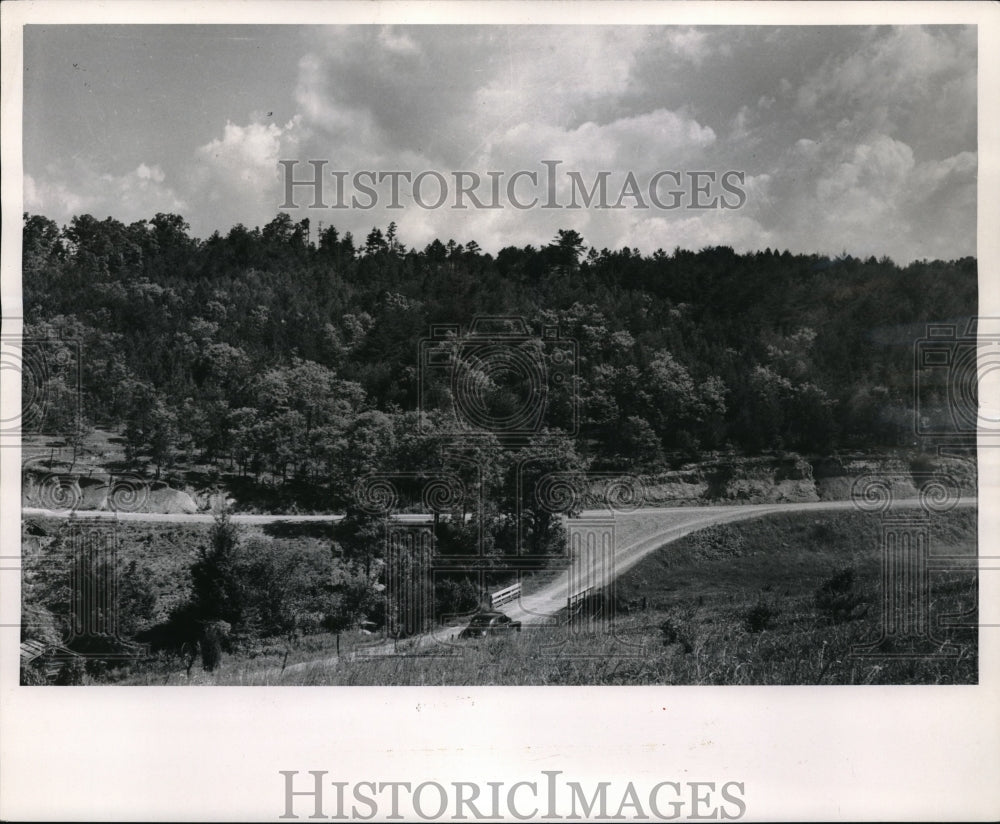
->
{"left": 459, "top": 611, "right": 522, "bottom": 639}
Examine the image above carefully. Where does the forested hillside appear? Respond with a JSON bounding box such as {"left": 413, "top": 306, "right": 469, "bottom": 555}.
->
{"left": 20, "top": 211, "right": 980, "bottom": 682}
{"left": 23, "top": 211, "right": 977, "bottom": 502}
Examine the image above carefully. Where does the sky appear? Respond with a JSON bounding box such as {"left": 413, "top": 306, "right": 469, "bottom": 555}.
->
{"left": 22, "top": 24, "right": 977, "bottom": 263}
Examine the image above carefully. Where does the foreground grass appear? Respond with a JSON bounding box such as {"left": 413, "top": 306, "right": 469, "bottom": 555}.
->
{"left": 108, "top": 508, "right": 977, "bottom": 686}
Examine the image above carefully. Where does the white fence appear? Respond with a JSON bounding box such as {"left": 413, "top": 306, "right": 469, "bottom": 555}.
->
{"left": 567, "top": 586, "right": 593, "bottom": 610}
{"left": 490, "top": 582, "right": 521, "bottom": 609}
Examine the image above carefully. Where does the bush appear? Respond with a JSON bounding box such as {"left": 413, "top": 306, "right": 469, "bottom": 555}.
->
{"left": 200, "top": 620, "right": 230, "bottom": 672}
{"left": 189, "top": 510, "right": 370, "bottom": 639}
{"left": 21, "top": 661, "right": 50, "bottom": 685}
{"left": 742, "top": 599, "right": 779, "bottom": 633}
{"left": 137, "top": 601, "right": 200, "bottom": 656}
{"left": 814, "top": 567, "right": 865, "bottom": 624}
{"left": 910, "top": 453, "right": 938, "bottom": 475}
{"left": 659, "top": 617, "right": 693, "bottom": 653}
{"left": 54, "top": 657, "right": 87, "bottom": 685}
{"left": 435, "top": 576, "right": 482, "bottom": 621}
{"left": 190, "top": 510, "right": 244, "bottom": 626}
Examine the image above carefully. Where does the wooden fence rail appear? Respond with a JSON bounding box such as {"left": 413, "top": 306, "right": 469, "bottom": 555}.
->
{"left": 490, "top": 582, "right": 521, "bottom": 609}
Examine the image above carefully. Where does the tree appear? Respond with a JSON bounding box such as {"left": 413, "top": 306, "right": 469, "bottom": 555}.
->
{"left": 364, "top": 227, "right": 387, "bottom": 256}
{"left": 65, "top": 417, "right": 95, "bottom": 471}
{"left": 610, "top": 416, "right": 663, "bottom": 470}
{"left": 550, "top": 229, "right": 586, "bottom": 268}
{"left": 501, "top": 435, "right": 588, "bottom": 557}
{"left": 190, "top": 508, "right": 245, "bottom": 627}
{"left": 641, "top": 350, "right": 725, "bottom": 450}
{"left": 124, "top": 391, "right": 179, "bottom": 476}
{"left": 386, "top": 221, "right": 402, "bottom": 255}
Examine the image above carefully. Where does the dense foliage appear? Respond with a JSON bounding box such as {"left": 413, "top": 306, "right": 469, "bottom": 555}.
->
{"left": 23, "top": 211, "right": 977, "bottom": 485}
{"left": 20, "top": 211, "right": 978, "bottom": 676}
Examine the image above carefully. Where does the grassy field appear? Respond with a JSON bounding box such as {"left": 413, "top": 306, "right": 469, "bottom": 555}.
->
{"left": 86, "top": 507, "right": 978, "bottom": 686}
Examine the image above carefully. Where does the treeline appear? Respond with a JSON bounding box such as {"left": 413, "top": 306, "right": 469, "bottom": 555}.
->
{"left": 23, "top": 211, "right": 977, "bottom": 492}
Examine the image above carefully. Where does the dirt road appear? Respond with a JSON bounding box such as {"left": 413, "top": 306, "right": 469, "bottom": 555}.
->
{"left": 21, "top": 508, "right": 433, "bottom": 525}
{"left": 275, "top": 496, "right": 976, "bottom": 675}
{"left": 510, "top": 498, "right": 977, "bottom": 625}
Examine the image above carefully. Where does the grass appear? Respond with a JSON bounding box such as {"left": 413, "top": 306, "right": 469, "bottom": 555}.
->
{"left": 74, "top": 508, "right": 977, "bottom": 686}
{"left": 114, "top": 630, "right": 380, "bottom": 685}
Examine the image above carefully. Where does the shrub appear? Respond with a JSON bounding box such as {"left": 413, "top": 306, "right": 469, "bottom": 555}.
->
{"left": 814, "top": 567, "right": 865, "bottom": 624}
{"left": 910, "top": 453, "right": 938, "bottom": 475}
{"left": 659, "top": 617, "right": 693, "bottom": 653}
{"left": 742, "top": 600, "right": 779, "bottom": 633}
{"left": 137, "top": 601, "right": 200, "bottom": 656}
{"left": 190, "top": 509, "right": 244, "bottom": 626}
{"left": 54, "top": 657, "right": 87, "bottom": 685}
{"left": 21, "top": 661, "right": 50, "bottom": 686}
{"left": 200, "top": 620, "right": 230, "bottom": 672}
{"left": 435, "top": 576, "right": 482, "bottom": 621}
{"left": 189, "top": 510, "right": 363, "bottom": 639}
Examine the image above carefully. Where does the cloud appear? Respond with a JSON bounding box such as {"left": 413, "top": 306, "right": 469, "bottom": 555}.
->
{"left": 767, "top": 132, "right": 976, "bottom": 261}
{"left": 662, "top": 28, "right": 712, "bottom": 65}
{"left": 22, "top": 25, "right": 977, "bottom": 263}
{"left": 194, "top": 117, "right": 300, "bottom": 191}
{"left": 276, "top": 25, "right": 974, "bottom": 262}
{"left": 276, "top": 26, "right": 733, "bottom": 254}
{"left": 188, "top": 116, "right": 304, "bottom": 232}
{"left": 616, "top": 212, "right": 776, "bottom": 254}
{"left": 294, "top": 26, "right": 652, "bottom": 168}
{"left": 720, "top": 26, "right": 977, "bottom": 261}
{"left": 377, "top": 27, "right": 420, "bottom": 56}
{"left": 484, "top": 108, "right": 716, "bottom": 174}
{"left": 24, "top": 173, "right": 94, "bottom": 217}
{"left": 794, "top": 26, "right": 976, "bottom": 154}
{"left": 24, "top": 162, "right": 186, "bottom": 226}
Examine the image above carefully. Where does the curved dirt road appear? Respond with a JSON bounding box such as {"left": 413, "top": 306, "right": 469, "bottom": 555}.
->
{"left": 23, "top": 497, "right": 976, "bottom": 676}
{"left": 278, "top": 496, "right": 976, "bottom": 673}
{"left": 508, "top": 498, "right": 977, "bottom": 626}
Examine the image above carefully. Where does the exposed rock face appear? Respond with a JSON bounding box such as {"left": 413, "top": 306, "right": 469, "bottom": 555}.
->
{"left": 591, "top": 451, "right": 976, "bottom": 507}
{"left": 145, "top": 483, "right": 198, "bottom": 514}
{"left": 23, "top": 450, "right": 977, "bottom": 514}
{"left": 22, "top": 470, "right": 197, "bottom": 514}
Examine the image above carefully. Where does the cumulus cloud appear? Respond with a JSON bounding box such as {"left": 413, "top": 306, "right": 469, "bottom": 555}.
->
{"left": 188, "top": 116, "right": 304, "bottom": 231}
{"left": 22, "top": 25, "right": 977, "bottom": 262}
{"left": 767, "top": 131, "right": 976, "bottom": 262}
{"left": 487, "top": 109, "right": 716, "bottom": 171}
{"left": 795, "top": 26, "right": 976, "bottom": 152}
{"left": 272, "top": 25, "right": 975, "bottom": 261}
{"left": 616, "top": 212, "right": 776, "bottom": 254}
{"left": 24, "top": 162, "right": 186, "bottom": 226}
